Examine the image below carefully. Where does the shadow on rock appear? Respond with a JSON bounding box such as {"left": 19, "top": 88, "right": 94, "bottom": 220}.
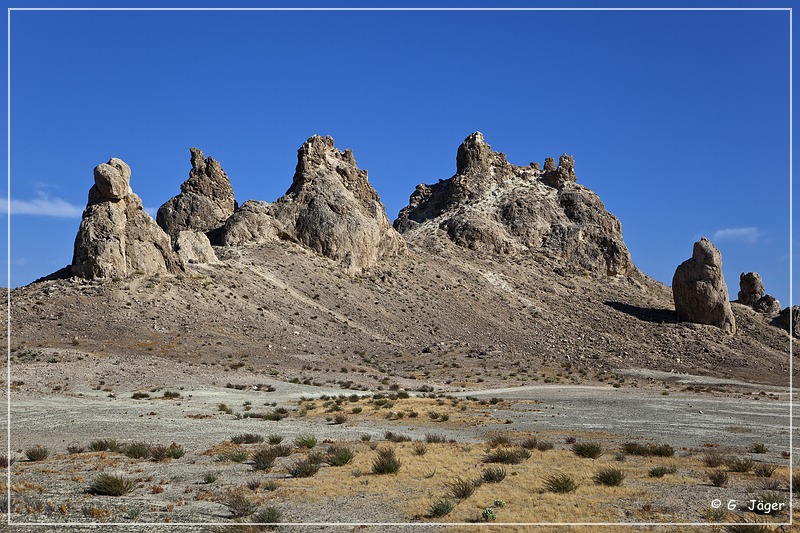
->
{"left": 605, "top": 301, "right": 677, "bottom": 324}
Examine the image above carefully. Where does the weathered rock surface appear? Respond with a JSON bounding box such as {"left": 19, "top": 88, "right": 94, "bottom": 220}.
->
{"left": 72, "top": 159, "right": 182, "bottom": 279}
{"left": 672, "top": 237, "right": 736, "bottom": 334}
{"left": 221, "top": 135, "right": 406, "bottom": 271}
{"left": 754, "top": 295, "right": 781, "bottom": 314}
{"left": 174, "top": 230, "right": 218, "bottom": 264}
{"left": 775, "top": 306, "right": 800, "bottom": 337}
{"left": 157, "top": 148, "right": 236, "bottom": 241}
{"left": 738, "top": 272, "right": 765, "bottom": 306}
{"left": 394, "top": 132, "right": 633, "bottom": 276}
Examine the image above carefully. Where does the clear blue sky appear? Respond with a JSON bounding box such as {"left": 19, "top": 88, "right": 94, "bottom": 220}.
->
{"left": 3, "top": 2, "right": 795, "bottom": 308}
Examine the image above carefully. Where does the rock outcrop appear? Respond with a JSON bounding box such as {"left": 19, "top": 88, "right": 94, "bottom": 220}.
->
{"left": 174, "top": 230, "right": 218, "bottom": 264}
{"left": 72, "top": 158, "right": 182, "bottom": 279}
{"left": 221, "top": 135, "right": 406, "bottom": 272}
{"left": 672, "top": 237, "right": 736, "bottom": 334}
{"left": 738, "top": 272, "right": 764, "bottom": 306}
{"left": 394, "top": 132, "right": 633, "bottom": 276}
{"left": 754, "top": 295, "right": 781, "bottom": 314}
{"left": 157, "top": 148, "right": 236, "bottom": 242}
{"left": 775, "top": 306, "right": 800, "bottom": 338}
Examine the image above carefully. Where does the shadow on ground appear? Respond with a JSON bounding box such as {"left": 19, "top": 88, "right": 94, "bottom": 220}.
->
{"left": 604, "top": 301, "right": 676, "bottom": 324}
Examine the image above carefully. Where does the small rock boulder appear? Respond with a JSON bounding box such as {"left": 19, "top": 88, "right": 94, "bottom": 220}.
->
{"left": 72, "top": 158, "right": 181, "bottom": 279}
{"left": 754, "top": 295, "right": 781, "bottom": 314}
{"left": 672, "top": 237, "right": 736, "bottom": 334}
{"left": 738, "top": 272, "right": 765, "bottom": 306}
{"left": 157, "top": 147, "right": 236, "bottom": 242}
{"left": 775, "top": 306, "right": 800, "bottom": 337}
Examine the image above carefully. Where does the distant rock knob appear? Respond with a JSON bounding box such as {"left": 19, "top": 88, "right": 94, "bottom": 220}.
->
{"left": 93, "top": 158, "right": 131, "bottom": 200}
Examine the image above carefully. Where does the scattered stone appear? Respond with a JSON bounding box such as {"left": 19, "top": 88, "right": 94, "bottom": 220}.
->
{"left": 72, "top": 158, "right": 181, "bottom": 279}
{"left": 157, "top": 148, "right": 236, "bottom": 241}
{"left": 672, "top": 237, "right": 736, "bottom": 334}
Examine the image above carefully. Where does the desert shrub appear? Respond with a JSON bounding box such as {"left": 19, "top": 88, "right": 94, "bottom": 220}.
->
{"left": 25, "top": 445, "right": 49, "bottom": 462}
{"left": 565, "top": 436, "right": 577, "bottom": 444}
{"left": 66, "top": 443, "right": 85, "bottom": 454}
{"left": 447, "top": 477, "right": 479, "bottom": 499}
{"left": 752, "top": 464, "right": 777, "bottom": 478}
{"left": 0, "top": 455, "right": 13, "bottom": 467}
{"left": 269, "top": 444, "right": 292, "bottom": 457}
{"left": 572, "top": 442, "right": 603, "bottom": 459}
{"left": 622, "top": 442, "right": 674, "bottom": 457}
{"left": 267, "top": 434, "right": 283, "bottom": 445}
{"left": 372, "top": 448, "right": 401, "bottom": 475}
{"left": 165, "top": 443, "right": 185, "bottom": 459}
{"left": 543, "top": 473, "right": 577, "bottom": 493}
{"left": 219, "top": 449, "right": 248, "bottom": 463}
{"left": 727, "top": 457, "right": 755, "bottom": 473}
{"left": 287, "top": 458, "right": 320, "bottom": 478}
{"left": 519, "top": 437, "right": 539, "bottom": 450}
{"left": 325, "top": 445, "right": 355, "bottom": 466}
{"left": 708, "top": 470, "right": 729, "bottom": 487}
{"left": 162, "top": 390, "right": 181, "bottom": 399}
{"left": 218, "top": 403, "right": 234, "bottom": 415}
{"left": 593, "top": 467, "right": 625, "bottom": 486}
{"left": 87, "top": 473, "right": 135, "bottom": 496}
{"left": 758, "top": 478, "right": 781, "bottom": 491}
{"left": 131, "top": 392, "right": 150, "bottom": 399}
{"left": 428, "top": 498, "right": 454, "bottom": 518}
{"left": 483, "top": 447, "right": 530, "bottom": 465}
{"left": 384, "top": 431, "right": 411, "bottom": 443}
{"left": 748, "top": 443, "right": 768, "bottom": 454}
{"left": 202, "top": 472, "right": 218, "bottom": 484}
{"left": 222, "top": 491, "right": 258, "bottom": 518}
{"left": 481, "top": 466, "right": 507, "bottom": 483}
{"left": 149, "top": 445, "right": 169, "bottom": 462}
{"left": 306, "top": 451, "right": 326, "bottom": 465}
{"left": 425, "top": 433, "right": 447, "bottom": 444}
{"left": 251, "top": 448, "right": 277, "bottom": 471}
{"left": 750, "top": 491, "right": 787, "bottom": 514}
{"left": 246, "top": 479, "right": 261, "bottom": 491}
{"left": 648, "top": 466, "right": 677, "bottom": 478}
{"left": 263, "top": 480, "right": 279, "bottom": 491}
{"left": 702, "top": 451, "right": 727, "bottom": 467}
{"left": 89, "top": 439, "right": 120, "bottom": 453}
{"left": 293, "top": 434, "right": 317, "bottom": 449}
{"left": 412, "top": 443, "right": 427, "bottom": 456}
{"left": 232, "top": 434, "right": 264, "bottom": 445}
{"left": 481, "top": 507, "right": 497, "bottom": 522}
{"left": 332, "top": 413, "right": 348, "bottom": 424}
{"left": 251, "top": 506, "right": 282, "bottom": 530}
{"left": 123, "top": 441, "right": 150, "bottom": 459}
{"left": 488, "top": 436, "right": 513, "bottom": 447}
{"left": 535, "top": 440, "right": 554, "bottom": 451}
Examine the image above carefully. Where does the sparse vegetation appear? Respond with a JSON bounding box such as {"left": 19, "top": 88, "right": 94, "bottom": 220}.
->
{"left": 483, "top": 447, "right": 530, "bottom": 464}
{"left": 543, "top": 473, "right": 578, "bottom": 493}
{"left": 748, "top": 443, "right": 768, "bottom": 454}
{"left": 708, "top": 470, "right": 729, "bottom": 487}
{"left": 428, "top": 498, "right": 454, "bottom": 518}
{"left": 572, "top": 442, "right": 603, "bottom": 459}
{"left": 287, "top": 458, "right": 321, "bottom": 478}
{"left": 372, "top": 448, "right": 401, "bottom": 475}
{"left": 446, "top": 477, "right": 479, "bottom": 499}
{"left": 592, "top": 467, "right": 625, "bottom": 486}
{"left": 621, "top": 442, "right": 674, "bottom": 457}
{"left": 251, "top": 448, "right": 277, "bottom": 471}
{"left": 87, "top": 473, "right": 135, "bottom": 496}
{"left": 648, "top": 466, "right": 677, "bottom": 478}
{"left": 24, "top": 445, "right": 49, "bottom": 462}
{"left": 232, "top": 433, "right": 264, "bottom": 445}
{"left": 124, "top": 441, "right": 150, "bottom": 459}
{"left": 752, "top": 463, "right": 777, "bottom": 478}
{"left": 89, "top": 439, "right": 120, "bottom": 453}
{"left": 481, "top": 466, "right": 507, "bottom": 483}
{"left": 325, "top": 444, "right": 355, "bottom": 466}
{"left": 726, "top": 457, "right": 755, "bottom": 473}
{"left": 222, "top": 491, "right": 258, "bottom": 518}
{"left": 294, "top": 434, "right": 317, "bottom": 449}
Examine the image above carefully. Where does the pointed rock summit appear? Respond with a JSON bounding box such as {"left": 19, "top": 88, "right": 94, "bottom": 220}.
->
{"left": 222, "top": 135, "right": 405, "bottom": 272}
{"left": 672, "top": 237, "right": 736, "bottom": 334}
{"left": 72, "top": 158, "right": 181, "bottom": 279}
{"left": 394, "top": 132, "right": 633, "bottom": 276}
{"left": 157, "top": 148, "right": 236, "bottom": 241}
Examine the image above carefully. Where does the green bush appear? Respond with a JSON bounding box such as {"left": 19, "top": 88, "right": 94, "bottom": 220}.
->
{"left": 232, "top": 434, "right": 264, "bottom": 445}
{"left": 748, "top": 443, "right": 768, "bottom": 454}
{"left": 293, "top": 434, "right": 317, "bottom": 449}
{"left": 543, "top": 473, "right": 577, "bottom": 493}
{"left": 648, "top": 466, "right": 677, "bottom": 478}
{"left": 372, "top": 448, "right": 401, "bottom": 475}
{"left": 222, "top": 491, "right": 258, "bottom": 518}
{"left": 124, "top": 441, "right": 150, "bottom": 459}
{"left": 326, "top": 445, "right": 355, "bottom": 466}
{"left": 89, "top": 439, "right": 120, "bottom": 453}
{"left": 572, "top": 442, "right": 603, "bottom": 459}
{"left": 251, "top": 448, "right": 277, "bottom": 471}
{"left": 622, "top": 442, "right": 674, "bottom": 457}
{"left": 481, "top": 466, "right": 507, "bottom": 483}
{"left": 25, "top": 445, "right": 49, "bottom": 462}
{"left": 87, "top": 473, "right": 135, "bottom": 496}
{"left": 726, "top": 457, "right": 755, "bottom": 473}
{"left": 428, "top": 498, "right": 454, "bottom": 518}
{"left": 593, "top": 467, "right": 625, "bottom": 486}
{"left": 447, "top": 477, "right": 479, "bottom": 499}
{"left": 251, "top": 506, "right": 282, "bottom": 530}
{"left": 267, "top": 434, "right": 283, "bottom": 445}
{"left": 287, "top": 458, "right": 320, "bottom": 478}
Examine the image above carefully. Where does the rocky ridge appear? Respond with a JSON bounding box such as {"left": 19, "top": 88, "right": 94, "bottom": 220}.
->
{"left": 394, "top": 132, "right": 633, "bottom": 277}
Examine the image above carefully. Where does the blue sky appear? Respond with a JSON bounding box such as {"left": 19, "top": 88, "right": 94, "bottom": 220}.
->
{"left": 3, "top": 3, "right": 795, "bottom": 308}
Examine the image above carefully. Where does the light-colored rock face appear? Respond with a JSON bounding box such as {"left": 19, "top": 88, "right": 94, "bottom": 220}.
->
{"left": 174, "top": 230, "right": 217, "bottom": 264}
{"left": 72, "top": 159, "right": 181, "bottom": 279}
{"left": 220, "top": 135, "right": 406, "bottom": 272}
{"left": 672, "top": 237, "right": 736, "bottom": 334}
{"left": 157, "top": 148, "right": 236, "bottom": 240}
{"left": 394, "top": 132, "right": 633, "bottom": 276}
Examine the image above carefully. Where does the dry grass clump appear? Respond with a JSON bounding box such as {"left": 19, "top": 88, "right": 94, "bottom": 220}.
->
{"left": 483, "top": 447, "right": 530, "bottom": 465}
{"left": 232, "top": 434, "right": 264, "bottom": 445}
{"left": 481, "top": 466, "right": 507, "bottom": 483}
{"left": 86, "top": 473, "right": 135, "bottom": 496}
{"left": 648, "top": 465, "right": 677, "bottom": 478}
{"left": 372, "top": 448, "right": 401, "bottom": 475}
{"left": 293, "top": 434, "right": 317, "bottom": 449}
{"left": 621, "top": 442, "right": 674, "bottom": 457}
{"left": 543, "top": 473, "right": 577, "bottom": 493}
{"left": 221, "top": 491, "right": 258, "bottom": 518}
{"left": 572, "top": 442, "right": 603, "bottom": 459}
{"left": 287, "top": 458, "right": 321, "bottom": 478}
{"left": 428, "top": 497, "right": 454, "bottom": 518}
{"left": 726, "top": 457, "right": 755, "bottom": 473}
{"left": 708, "top": 470, "right": 729, "bottom": 487}
{"left": 325, "top": 445, "right": 355, "bottom": 466}
{"left": 701, "top": 450, "right": 727, "bottom": 467}
{"left": 24, "top": 446, "right": 48, "bottom": 462}
{"left": 592, "top": 468, "right": 625, "bottom": 486}
{"left": 446, "top": 477, "right": 480, "bottom": 499}
{"left": 752, "top": 464, "right": 777, "bottom": 478}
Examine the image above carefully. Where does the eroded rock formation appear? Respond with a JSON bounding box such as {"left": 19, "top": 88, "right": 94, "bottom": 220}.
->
{"left": 72, "top": 158, "right": 181, "bottom": 279}
{"left": 738, "top": 272, "right": 765, "bottom": 306}
{"left": 157, "top": 148, "right": 236, "bottom": 242}
{"left": 672, "top": 237, "right": 736, "bottom": 334}
{"left": 394, "top": 132, "right": 633, "bottom": 276}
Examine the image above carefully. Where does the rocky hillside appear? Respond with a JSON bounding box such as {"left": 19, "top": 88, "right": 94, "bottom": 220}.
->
{"left": 9, "top": 133, "right": 792, "bottom": 389}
